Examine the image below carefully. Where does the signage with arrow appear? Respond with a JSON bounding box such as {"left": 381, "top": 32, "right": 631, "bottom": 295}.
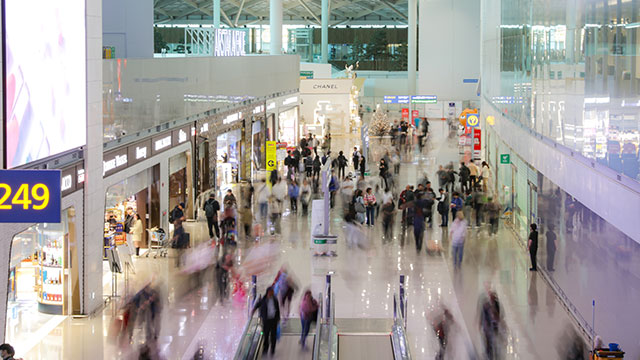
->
{"left": 266, "top": 141, "right": 277, "bottom": 173}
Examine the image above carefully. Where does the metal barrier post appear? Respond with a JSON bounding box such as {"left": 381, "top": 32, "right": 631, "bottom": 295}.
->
{"left": 399, "top": 274, "right": 405, "bottom": 319}
{"left": 325, "top": 274, "right": 332, "bottom": 322}
{"left": 251, "top": 275, "right": 257, "bottom": 305}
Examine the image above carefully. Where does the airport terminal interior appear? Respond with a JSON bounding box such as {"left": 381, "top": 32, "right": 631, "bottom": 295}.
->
{"left": 0, "top": 0, "right": 639, "bottom": 359}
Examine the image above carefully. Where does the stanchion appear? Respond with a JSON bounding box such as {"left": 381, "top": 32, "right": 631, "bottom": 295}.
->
{"left": 325, "top": 273, "right": 332, "bottom": 323}
{"left": 399, "top": 275, "right": 405, "bottom": 319}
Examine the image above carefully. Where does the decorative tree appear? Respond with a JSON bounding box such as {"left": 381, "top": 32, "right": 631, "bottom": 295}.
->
{"left": 369, "top": 108, "right": 391, "bottom": 136}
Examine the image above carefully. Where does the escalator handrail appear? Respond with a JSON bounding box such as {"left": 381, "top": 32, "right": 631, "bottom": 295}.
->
{"left": 391, "top": 293, "right": 412, "bottom": 360}
{"left": 312, "top": 293, "right": 323, "bottom": 360}
{"left": 233, "top": 295, "right": 262, "bottom": 360}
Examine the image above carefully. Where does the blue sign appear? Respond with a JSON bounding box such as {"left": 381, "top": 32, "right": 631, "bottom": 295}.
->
{"left": 463, "top": 78, "right": 479, "bottom": 83}
{"left": 383, "top": 95, "right": 397, "bottom": 104}
{"left": 0, "top": 170, "right": 61, "bottom": 223}
{"left": 383, "top": 95, "right": 410, "bottom": 104}
{"left": 466, "top": 113, "right": 480, "bottom": 128}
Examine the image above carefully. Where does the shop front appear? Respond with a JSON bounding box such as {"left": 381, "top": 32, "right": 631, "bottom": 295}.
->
{"left": 4, "top": 164, "right": 84, "bottom": 356}
{"left": 101, "top": 125, "right": 193, "bottom": 296}
{"left": 250, "top": 103, "right": 267, "bottom": 181}
{"left": 277, "top": 96, "right": 300, "bottom": 147}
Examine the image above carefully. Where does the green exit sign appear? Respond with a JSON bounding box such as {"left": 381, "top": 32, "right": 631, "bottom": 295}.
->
{"left": 500, "top": 154, "right": 510, "bottom": 164}
{"left": 300, "top": 70, "right": 314, "bottom": 79}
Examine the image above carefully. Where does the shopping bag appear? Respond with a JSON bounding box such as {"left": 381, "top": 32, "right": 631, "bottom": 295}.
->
{"left": 276, "top": 323, "right": 282, "bottom": 341}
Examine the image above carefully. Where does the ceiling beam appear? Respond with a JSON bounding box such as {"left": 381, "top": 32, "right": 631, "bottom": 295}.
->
{"left": 298, "top": 0, "right": 321, "bottom": 24}
{"left": 233, "top": 0, "right": 246, "bottom": 26}
{"left": 183, "top": 0, "right": 212, "bottom": 16}
{"left": 376, "top": 0, "right": 408, "bottom": 20}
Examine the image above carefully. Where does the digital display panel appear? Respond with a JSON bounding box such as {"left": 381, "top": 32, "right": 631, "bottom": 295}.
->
{"left": 0, "top": 169, "right": 61, "bottom": 223}
{"left": 3, "top": 0, "right": 87, "bottom": 168}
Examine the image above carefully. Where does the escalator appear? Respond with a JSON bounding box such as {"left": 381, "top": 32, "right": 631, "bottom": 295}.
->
{"left": 235, "top": 279, "right": 411, "bottom": 360}
{"left": 234, "top": 294, "right": 323, "bottom": 360}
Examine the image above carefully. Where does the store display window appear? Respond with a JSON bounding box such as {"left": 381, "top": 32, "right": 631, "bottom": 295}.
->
{"left": 6, "top": 208, "right": 77, "bottom": 354}
{"left": 217, "top": 129, "right": 242, "bottom": 190}
{"left": 278, "top": 107, "right": 298, "bottom": 146}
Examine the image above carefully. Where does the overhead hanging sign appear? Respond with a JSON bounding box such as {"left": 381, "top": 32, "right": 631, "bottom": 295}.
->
{"left": 0, "top": 170, "right": 61, "bottom": 223}
{"left": 411, "top": 95, "right": 437, "bottom": 104}
{"left": 383, "top": 95, "right": 410, "bottom": 104}
{"left": 214, "top": 29, "right": 246, "bottom": 57}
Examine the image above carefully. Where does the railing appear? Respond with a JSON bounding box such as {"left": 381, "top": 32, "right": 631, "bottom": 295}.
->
{"left": 391, "top": 293, "right": 412, "bottom": 360}
{"left": 233, "top": 276, "right": 260, "bottom": 360}
{"left": 312, "top": 293, "right": 324, "bottom": 360}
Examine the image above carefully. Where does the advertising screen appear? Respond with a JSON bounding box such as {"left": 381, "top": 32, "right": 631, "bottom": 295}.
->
{"left": 3, "top": 0, "right": 86, "bottom": 168}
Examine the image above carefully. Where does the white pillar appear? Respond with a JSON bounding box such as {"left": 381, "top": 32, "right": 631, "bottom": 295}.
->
{"left": 270, "top": 0, "right": 283, "bottom": 55}
{"left": 321, "top": 0, "right": 329, "bottom": 63}
{"left": 408, "top": 0, "right": 417, "bottom": 94}
{"left": 213, "top": 0, "right": 221, "bottom": 28}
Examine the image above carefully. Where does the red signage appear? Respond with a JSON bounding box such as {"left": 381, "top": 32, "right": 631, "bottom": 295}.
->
{"left": 411, "top": 110, "right": 419, "bottom": 120}
{"left": 401, "top": 108, "right": 409, "bottom": 118}
{"left": 473, "top": 128, "right": 481, "bottom": 159}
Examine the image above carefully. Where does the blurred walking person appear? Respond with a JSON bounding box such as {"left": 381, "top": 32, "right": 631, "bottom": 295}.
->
{"left": 381, "top": 195, "right": 395, "bottom": 241}
{"left": 528, "top": 224, "right": 538, "bottom": 271}
{"left": 203, "top": 194, "right": 221, "bottom": 240}
{"left": 364, "top": 187, "right": 377, "bottom": 226}
{"left": 449, "top": 212, "right": 467, "bottom": 269}
{"left": 436, "top": 189, "right": 449, "bottom": 227}
{"left": 479, "top": 289, "right": 504, "bottom": 360}
{"left": 253, "top": 287, "right": 280, "bottom": 357}
{"left": 299, "top": 291, "right": 318, "bottom": 349}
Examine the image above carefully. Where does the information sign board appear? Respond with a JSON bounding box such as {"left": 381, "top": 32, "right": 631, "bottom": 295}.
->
{"left": 0, "top": 170, "right": 61, "bottom": 223}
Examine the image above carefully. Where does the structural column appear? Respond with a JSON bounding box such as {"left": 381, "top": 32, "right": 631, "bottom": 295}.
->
{"left": 321, "top": 0, "right": 329, "bottom": 63}
{"left": 408, "top": 0, "right": 417, "bottom": 94}
{"left": 213, "top": 0, "right": 221, "bottom": 28}
{"left": 270, "top": 0, "right": 283, "bottom": 55}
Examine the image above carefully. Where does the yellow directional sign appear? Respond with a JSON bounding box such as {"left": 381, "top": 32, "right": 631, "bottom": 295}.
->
{"left": 266, "top": 141, "right": 276, "bottom": 185}
{"left": 466, "top": 113, "right": 480, "bottom": 128}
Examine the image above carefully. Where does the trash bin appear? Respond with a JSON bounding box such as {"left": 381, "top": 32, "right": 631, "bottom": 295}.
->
{"left": 312, "top": 234, "right": 338, "bottom": 256}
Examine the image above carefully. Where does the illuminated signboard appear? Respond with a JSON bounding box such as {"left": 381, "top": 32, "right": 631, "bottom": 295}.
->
{"left": 0, "top": 170, "right": 61, "bottom": 223}
{"left": 3, "top": 0, "right": 87, "bottom": 168}
{"left": 214, "top": 29, "right": 246, "bottom": 57}
{"left": 383, "top": 95, "right": 410, "bottom": 104}
{"left": 223, "top": 112, "right": 243, "bottom": 125}
{"left": 411, "top": 95, "right": 437, "bottom": 104}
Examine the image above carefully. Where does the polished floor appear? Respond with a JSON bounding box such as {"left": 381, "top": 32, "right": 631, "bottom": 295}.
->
{"left": 7, "top": 121, "right": 584, "bottom": 359}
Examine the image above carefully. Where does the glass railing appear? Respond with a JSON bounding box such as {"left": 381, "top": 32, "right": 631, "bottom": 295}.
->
{"left": 391, "top": 293, "right": 412, "bottom": 360}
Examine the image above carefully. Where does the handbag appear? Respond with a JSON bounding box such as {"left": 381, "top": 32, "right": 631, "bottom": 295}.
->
{"left": 355, "top": 201, "right": 365, "bottom": 213}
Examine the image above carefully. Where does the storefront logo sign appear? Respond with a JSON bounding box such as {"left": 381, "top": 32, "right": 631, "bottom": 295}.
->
{"left": 61, "top": 175, "right": 73, "bottom": 192}
{"left": 103, "top": 154, "right": 128, "bottom": 176}
{"left": 154, "top": 136, "right": 172, "bottom": 152}
{"left": 252, "top": 105, "right": 264, "bottom": 114}
{"left": 77, "top": 168, "right": 85, "bottom": 184}
{"left": 282, "top": 96, "right": 298, "bottom": 106}
{"left": 178, "top": 129, "right": 188, "bottom": 143}
{"left": 200, "top": 123, "right": 209, "bottom": 133}
{"left": 223, "top": 112, "right": 242, "bottom": 124}
{"left": 313, "top": 84, "right": 337, "bottom": 90}
{"left": 214, "top": 29, "right": 246, "bottom": 57}
{"left": 267, "top": 102, "right": 276, "bottom": 111}
{"left": 135, "top": 146, "right": 148, "bottom": 160}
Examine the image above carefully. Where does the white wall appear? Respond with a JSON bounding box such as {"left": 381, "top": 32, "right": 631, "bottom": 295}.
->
{"left": 300, "top": 62, "right": 332, "bottom": 79}
{"left": 102, "top": 0, "right": 153, "bottom": 58}
{"left": 418, "top": 0, "right": 480, "bottom": 100}
{"left": 483, "top": 101, "right": 640, "bottom": 243}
